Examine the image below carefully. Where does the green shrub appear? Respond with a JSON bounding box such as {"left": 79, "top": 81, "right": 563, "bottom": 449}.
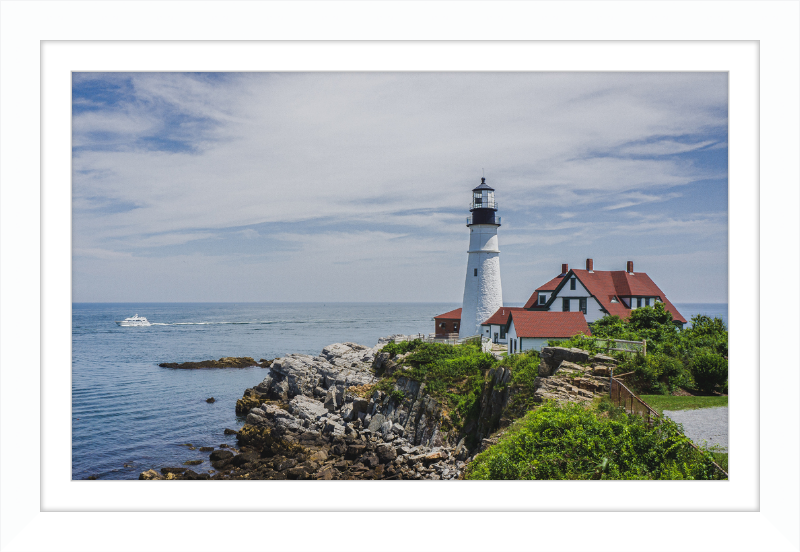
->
{"left": 381, "top": 338, "right": 423, "bottom": 358}
{"left": 624, "top": 352, "right": 687, "bottom": 395}
{"left": 397, "top": 342, "right": 495, "bottom": 432}
{"left": 465, "top": 402, "right": 725, "bottom": 480}
{"left": 497, "top": 349, "right": 540, "bottom": 388}
{"left": 690, "top": 351, "right": 728, "bottom": 393}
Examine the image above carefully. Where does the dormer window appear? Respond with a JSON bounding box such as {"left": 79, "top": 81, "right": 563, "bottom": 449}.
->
{"left": 539, "top": 294, "right": 547, "bottom": 305}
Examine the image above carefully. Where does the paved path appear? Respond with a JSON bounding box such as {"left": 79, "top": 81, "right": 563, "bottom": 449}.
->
{"left": 663, "top": 406, "right": 728, "bottom": 452}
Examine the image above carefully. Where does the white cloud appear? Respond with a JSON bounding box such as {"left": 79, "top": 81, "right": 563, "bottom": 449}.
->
{"left": 617, "top": 140, "right": 717, "bottom": 156}
{"left": 72, "top": 72, "right": 728, "bottom": 302}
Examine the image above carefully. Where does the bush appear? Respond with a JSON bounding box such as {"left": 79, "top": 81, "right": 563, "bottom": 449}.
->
{"left": 625, "top": 353, "right": 687, "bottom": 395}
{"left": 690, "top": 351, "right": 728, "bottom": 393}
{"left": 498, "top": 349, "right": 541, "bottom": 388}
{"left": 398, "top": 342, "right": 495, "bottom": 432}
{"left": 465, "top": 402, "right": 725, "bottom": 480}
{"left": 381, "top": 338, "right": 423, "bottom": 358}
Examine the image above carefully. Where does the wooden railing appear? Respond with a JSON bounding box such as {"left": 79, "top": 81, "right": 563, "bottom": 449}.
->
{"left": 610, "top": 377, "right": 728, "bottom": 479}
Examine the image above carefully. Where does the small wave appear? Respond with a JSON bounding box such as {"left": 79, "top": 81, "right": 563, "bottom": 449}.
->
{"left": 146, "top": 321, "right": 276, "bottom": 326}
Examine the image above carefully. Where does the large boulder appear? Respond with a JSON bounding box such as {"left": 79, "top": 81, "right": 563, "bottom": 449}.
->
{"left": 290, "top": 395, "right": 328, "bottom": 421}
{"left": 539, "top": 347, "right": 591, "bottom": 377}
{"left": 209, "top": 449, "right": 234, "bottom": 468}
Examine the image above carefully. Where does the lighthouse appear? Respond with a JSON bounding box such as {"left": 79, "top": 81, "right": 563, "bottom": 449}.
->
{"left": 459, "top": 178, "right": 503, "bottom": 337}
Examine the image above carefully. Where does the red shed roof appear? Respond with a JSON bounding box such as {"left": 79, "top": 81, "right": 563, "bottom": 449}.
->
{"left": 434, "top": 308, "right": 462, "bottom": 320}
{"left": 510, "top": 311, "right": 591, "bottom": 338}
{"left": 480, "top": 307, "right": 525, "bottom": 326}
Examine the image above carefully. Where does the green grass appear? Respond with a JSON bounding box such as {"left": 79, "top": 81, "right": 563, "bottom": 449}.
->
{"left": 639, "top": 394, "right": 728, "bottom": 417}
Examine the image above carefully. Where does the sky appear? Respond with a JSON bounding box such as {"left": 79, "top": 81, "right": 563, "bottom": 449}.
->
{"left": 72, "top": 72, "right": 728, "bottom": 304}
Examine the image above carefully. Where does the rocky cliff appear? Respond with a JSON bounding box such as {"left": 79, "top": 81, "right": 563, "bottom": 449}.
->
{"left": 142, "top": 340, "right": 617, "bottom": 480}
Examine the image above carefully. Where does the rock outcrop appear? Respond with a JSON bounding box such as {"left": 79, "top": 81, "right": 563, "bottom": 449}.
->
{"left": 159, "top": 357, "right": 273, "bottom": 369}
{"left": 142, "top": 342, "right": 612, "bottom": 481}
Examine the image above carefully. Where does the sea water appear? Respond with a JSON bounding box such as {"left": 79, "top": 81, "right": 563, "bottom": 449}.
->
{"left": 72, "top": 301, "right": 727, "bottom": 480}
{"left": 72, "top": 302, "right": 457, "bottom": 480}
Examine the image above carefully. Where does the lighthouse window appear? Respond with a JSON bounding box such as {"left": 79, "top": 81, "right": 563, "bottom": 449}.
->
{"left": 474, "top": 268, "right": 477, "bottom": 276}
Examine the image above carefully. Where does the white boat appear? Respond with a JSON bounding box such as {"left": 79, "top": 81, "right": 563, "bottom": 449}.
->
{"left": 116, "top": 314, "right": 151, "bottom": 327}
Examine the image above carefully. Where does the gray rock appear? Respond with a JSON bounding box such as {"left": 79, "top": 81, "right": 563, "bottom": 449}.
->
{"left": 246, "top": 410, "right": 267, "bottom": 426}
{"left": 376, "top": 443, "right": 398, "bottom": 462}
{"left": 324, "top": 385, "right": 345, "bottom": 412}
{"left": 341, "top": 403, "right": 355, "bottom": 421}
{"left": 255, "top": 375, "right": 273, "bottom": 394}
{"left": 367, "top": 413, "right": 385, "bottom": 433}
{"left": 290, "top": 395, "right": 328, "bottom": 420}
{"left": 351, "top": 397, "right": 369, "bottom": 414}
{"left": 590, "top": 353, "right": 619, "bottom": 365}
{"left": 323, "top": 420, "right": 345, "bottom": 437}
{"left": 539, "top": 347, "right": 591, "bottom": 377}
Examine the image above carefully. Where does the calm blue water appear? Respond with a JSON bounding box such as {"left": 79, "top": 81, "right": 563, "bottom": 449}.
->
{"left": 72, "top": 302, "right": 458, "bottom": 480}
{"left": 72, "top": 301, "right": 726, "bottom": 480}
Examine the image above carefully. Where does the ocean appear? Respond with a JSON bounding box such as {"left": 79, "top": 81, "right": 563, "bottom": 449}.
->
{"left": 71, "top": 301, "right": 726, "bottom": 480}
{"left": 71, "top": 302, "right": 459, "bottom": 480}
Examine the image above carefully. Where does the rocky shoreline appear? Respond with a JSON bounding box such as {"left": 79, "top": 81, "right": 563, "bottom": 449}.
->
{"left": 141, "top": 338, "right": 617, "bottom": 481}
{"left": 159, "top": 357, "right": 273, "bottom": 369}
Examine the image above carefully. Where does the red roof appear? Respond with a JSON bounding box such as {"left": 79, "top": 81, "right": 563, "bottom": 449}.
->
{"left": 529, "top": 268, "right": 686, "bottom": 324}
{"left": 480, "top": 307, "right": 525, "bottom": 326}
{"left": 510, "top": 311, "right": 591, "bottom": 338}
{"left": 434, "top": 308, "right": 462, "bottom": 320}
{"left": 523, "top": 275, "right": 565, "bottom": 309}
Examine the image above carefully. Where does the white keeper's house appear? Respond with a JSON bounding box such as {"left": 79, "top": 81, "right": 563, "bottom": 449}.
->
{"left": 475, "top": 258, "right": 686, "bottom": 353}
{"left": 522, "top": 259, "right": 686, "bottom": 327}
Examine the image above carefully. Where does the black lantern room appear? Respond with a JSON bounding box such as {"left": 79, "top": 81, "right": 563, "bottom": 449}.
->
{"left": 467, "top": 178, "right": 500, "bottom": 226}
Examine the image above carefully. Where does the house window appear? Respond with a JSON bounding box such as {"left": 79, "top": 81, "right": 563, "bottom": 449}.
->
{"left": 539, "top": 294, "right": 546, "bottom": 305}
{"left": 637, "top": 298, "right": 642, "bottom": 308}
{"left": 500, "top": 326, "right": 506, "bottom": 339}
{"left": 570, "top": 277, "right": 576, "bottom": 290}
{"left": 579, "top": 298, "right": 587, "bottom": 314}
{"left": 645, "top": 297, "right": 650, "bottom": 306}
{"left": 474, "top": 268, "right": 477, "bottom": 276}
{"left": 562, "top": 298, "right": 570, "bottom": 312}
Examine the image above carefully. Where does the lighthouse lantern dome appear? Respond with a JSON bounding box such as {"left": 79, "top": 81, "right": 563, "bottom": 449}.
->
{"left": 471, "top": 178, "right": 496, "bottom": 210}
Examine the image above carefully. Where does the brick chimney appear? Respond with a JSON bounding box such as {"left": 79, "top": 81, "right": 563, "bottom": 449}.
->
{"left": 626, "top": 260, "right": 634, "bottom": 274}
{"left": 586, "top": 258, "right": 594, "bottom": 272}
{"left": 561, "top": 263, "right": 568, "bottom": 276}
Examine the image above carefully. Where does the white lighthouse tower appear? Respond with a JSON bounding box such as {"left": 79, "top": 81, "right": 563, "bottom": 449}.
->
{"left": 459, "top": 178, "right": 503, "bottom": 337}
